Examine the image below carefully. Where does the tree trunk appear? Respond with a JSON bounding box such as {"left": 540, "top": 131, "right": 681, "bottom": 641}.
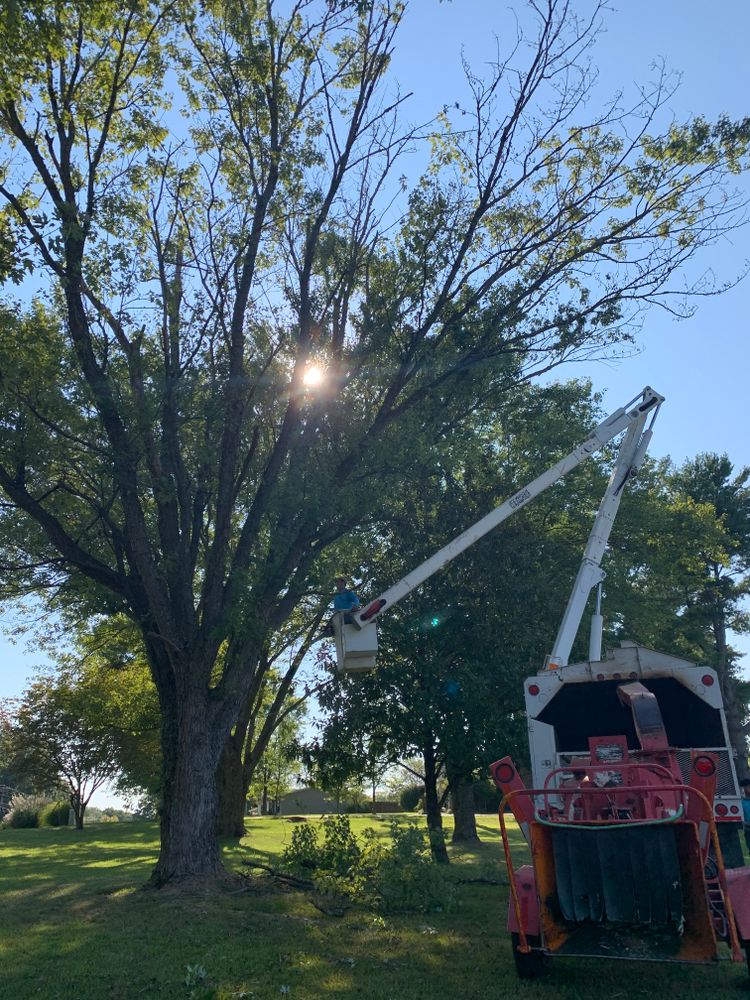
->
{"left": 216, "top": 739, "right": 246, "bottom": 838}
{"left": 71, "top": 791, "right": 85, "bottom": 830}
{"left": 149, "top": 694, "right": 225, "bottom": 886}
{"left": 449, "top": 773, "right": 481, "bottom": 845}
{"left": 423, "top": 739, "right": 449, "bottom": 864}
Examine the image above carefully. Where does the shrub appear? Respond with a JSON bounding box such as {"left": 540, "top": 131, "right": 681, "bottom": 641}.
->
{"left": 375, "top": 821, "right": 455, "bottom": 914}
{"left": 2, "top": 793, "right": 52, "bottom": 828}
{"left": 279, "top": 815, "right": 454, "bottom": 914}
{"left": 318, "top": 814, "right": 361, "bottom": 875}
{"left": 38, "top": 800, "right": 71, "bottom": 827}
{"left": 399, "top": 784, "right": 423, "bottom": 811}
{"left": 281, "top": 820, "right": 321, "bottom": 872}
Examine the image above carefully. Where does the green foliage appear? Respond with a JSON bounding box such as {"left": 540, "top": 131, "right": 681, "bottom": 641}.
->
{"left": 318, "top": 814, "right": 362, "bottom": 875}
{"left": 375, "top": 821, "right": 455, "bottom": 913}
{"left": 280, "top": 820, "right": 320, "bottom": 873}
{"left": 2, "top": 792, "right": 51, "bottom": 828}
{"left": 280, "top": 814, "right": 454, "bottom": 913}
{"left": 38, "top": 800, "right": 70, "bottom": 827}
{"left": 399, "top": 784, "right": 423, "bottom": 811}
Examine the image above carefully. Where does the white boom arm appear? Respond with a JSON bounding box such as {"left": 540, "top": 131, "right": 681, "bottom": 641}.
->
{"left": 547, "top": 393, "right": 659, "bottom": 668}
{"left": 335, "top": 386, "right": 663, "bottom": 673}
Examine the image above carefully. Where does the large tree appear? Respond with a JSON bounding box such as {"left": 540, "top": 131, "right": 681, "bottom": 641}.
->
{"left": 0, "top": 0, "right": 748, "bottom": 885}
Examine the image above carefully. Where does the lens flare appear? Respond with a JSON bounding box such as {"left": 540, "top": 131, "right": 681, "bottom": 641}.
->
{"left": 303, "top": 365, "right": 324, "bottom": 387}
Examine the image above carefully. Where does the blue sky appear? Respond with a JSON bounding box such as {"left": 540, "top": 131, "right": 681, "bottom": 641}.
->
{"left": 388, "top": 0, "right": 750, "bottom": 465}
{"left": 2, "top": 0, "right": 749, "bottom": 706}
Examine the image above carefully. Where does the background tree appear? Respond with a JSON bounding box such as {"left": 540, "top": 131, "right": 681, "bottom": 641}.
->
{"left": 607, "top": 454, "right": 750, "bottom": 777}
{"left": 4, "top": 670, "right": 121, "bottom": 828}
{"left": 0, "top": 0, "right": 748, "bottom": 886}
{"left": 0, "top": 701, "right": 32, "bottom": 797}
{"left": 248, "top": 711, "right": 302, "bottom": 815}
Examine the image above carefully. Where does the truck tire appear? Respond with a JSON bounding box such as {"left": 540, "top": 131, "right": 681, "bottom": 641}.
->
{"left": 511, "top": 933, "right": 546, "bottom": 979}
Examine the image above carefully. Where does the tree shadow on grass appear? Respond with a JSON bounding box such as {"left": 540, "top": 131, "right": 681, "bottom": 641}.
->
{"left": 2, "top": 820, "right": 747, "bottom": 999}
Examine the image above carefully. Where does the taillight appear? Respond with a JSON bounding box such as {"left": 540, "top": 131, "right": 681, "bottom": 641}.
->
{"left": 493, "top": 762, "right": 515, "bottom": 784}
{"left": 528, "top": 684, "right": 540, "bottom": 696}
{"left": 715, "top": 803, "right": 728, "bottom": 817}
{"left": 693, "top": 755, "right": 716, "bottom": 777}
{"left": 701, "top": 673, "right": 715, "bottom": 687}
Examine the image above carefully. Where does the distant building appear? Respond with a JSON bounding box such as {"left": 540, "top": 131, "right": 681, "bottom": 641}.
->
{"left": 277, "top": 787, "right": 347, "bottom": 816}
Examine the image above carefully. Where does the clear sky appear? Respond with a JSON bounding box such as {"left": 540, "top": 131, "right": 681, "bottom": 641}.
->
{"left": 2, "top": 1, "right": 749, "bottom": 741}
{"left": 388, "top": 0, "right": 750, "bottom": 466}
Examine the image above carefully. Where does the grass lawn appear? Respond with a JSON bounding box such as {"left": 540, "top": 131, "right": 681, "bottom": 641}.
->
{"left": 0, "top": 814, "right": 747, "bottom": 999}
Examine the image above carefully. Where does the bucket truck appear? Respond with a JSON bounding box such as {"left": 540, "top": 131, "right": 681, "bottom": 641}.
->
{"left": 330, "top": 384, "right": 750, "bottom": 981}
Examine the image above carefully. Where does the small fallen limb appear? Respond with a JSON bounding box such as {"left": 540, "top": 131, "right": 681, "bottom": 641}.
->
{"left": 241, "top": 859, "right": 314, "bottom": 890}
{"left": 453, "top": 876, "right": 504, "bottom": 886}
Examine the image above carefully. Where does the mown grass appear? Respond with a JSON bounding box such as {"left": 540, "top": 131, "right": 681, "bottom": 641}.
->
{"left": 0, "top": 814, "right": 746, "bottom": 999}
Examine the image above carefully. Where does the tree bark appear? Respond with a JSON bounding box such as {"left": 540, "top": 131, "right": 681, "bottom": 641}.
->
{"left": 149, "top": 692, "right": 225, "bottom": 885}
{"left": 216, "top": 739, "right": 246, "bottom": 838}
{"left": 449, "top": 773, "right": 481, "bottom": 845}
{"left": 422, "top": 738, "right": 449, "bottom": 864}
{"left": 71, "top": 791, "right": 85, "bottom": 830}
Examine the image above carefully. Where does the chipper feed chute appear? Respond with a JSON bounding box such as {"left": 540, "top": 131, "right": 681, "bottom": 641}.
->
{"left": 533, "top": 820, "right": 715, "bottom": 962}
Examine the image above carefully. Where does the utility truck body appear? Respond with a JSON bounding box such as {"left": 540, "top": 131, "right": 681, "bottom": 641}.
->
{"left": 525, "top": 641, "right": 745, "bottom": 863}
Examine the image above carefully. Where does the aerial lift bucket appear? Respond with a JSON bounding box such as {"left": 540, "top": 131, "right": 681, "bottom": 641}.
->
{"left": 333, "top": 612, "right": 378, "bottom": 673}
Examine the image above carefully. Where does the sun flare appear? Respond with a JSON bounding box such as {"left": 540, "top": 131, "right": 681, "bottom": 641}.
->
{"left": 303, "top": 365, "right": 324, "bottom": 387}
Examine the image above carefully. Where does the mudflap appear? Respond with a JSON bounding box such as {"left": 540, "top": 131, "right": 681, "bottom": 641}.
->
{"left": 726, "top": 868, "right": 750, "bottom": 943}
{"left": 715, "top": 823, "right": 745, "bottom": 870}
{"left": 507, "top": 864, "right": 540, "bottom": 936}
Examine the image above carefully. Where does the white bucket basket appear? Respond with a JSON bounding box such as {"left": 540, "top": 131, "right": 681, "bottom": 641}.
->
{"left": 333, "top": 612, "right": 378, "bottom": 673}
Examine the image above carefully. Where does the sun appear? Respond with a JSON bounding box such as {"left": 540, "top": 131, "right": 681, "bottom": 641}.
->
{"left": 303, "top": 365, "right": 324, "bottom": 387}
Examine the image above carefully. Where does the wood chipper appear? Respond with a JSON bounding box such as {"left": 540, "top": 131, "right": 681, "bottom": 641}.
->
{"left": 490, "top": 663, "right": 750, "bottom": 979}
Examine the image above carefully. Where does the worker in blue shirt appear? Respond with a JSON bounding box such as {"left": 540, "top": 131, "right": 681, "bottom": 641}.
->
{"left": 333, "top": 576, "right": 360, "bottom": 613}
{"left": 322, "top": 576, "right": 361, "bottom": 637}
{"left": 741, "top": 778, "right": 750, "bottom": 855}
